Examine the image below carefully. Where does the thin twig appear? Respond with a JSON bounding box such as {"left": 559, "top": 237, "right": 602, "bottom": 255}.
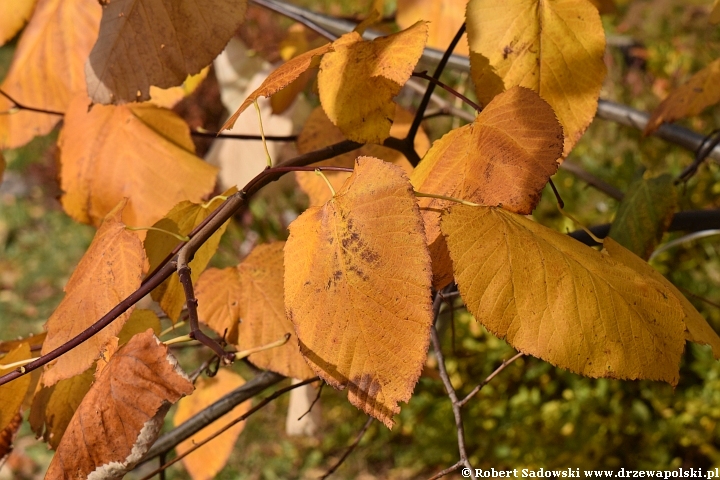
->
{"left": 298, "top": 382, "right": 324, "bottom": 421}
{"left": 412, "top": 71, "right": 482, "bottom": 112}
{"left": 678, "top": 129, "right": 720, "bottom": 182}
{"left": 458, "top": 352, "right": 525, "bottom": 407}
{"left": 427, "top": 460, "right": 463, "bottom": 480}
{"left": 0, "top": 89, "right": 65, "bottom": 116}
{"left": 320, "top": 417, "right": 374, "bottom": 480}
{"left": 191, "top": 130, "right": 298, "bottom": 142}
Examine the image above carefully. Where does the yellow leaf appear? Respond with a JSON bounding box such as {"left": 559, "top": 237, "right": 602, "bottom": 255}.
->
{"left": 0, "top": 0, "right": 37, "bottom": 46}
{"left": 86, "top": 0, "right": 247, "bottom": 104}
{"left": 396, "top": 0, "right": 469, "bottom": 55}
{"left": 196, "top": 267, "right": 242, "bottom": 345}
{"left": 0, "top": 0, "right": 101, "bottom": 149}
{"left": 318, "top": 22, "right": 429, "bottom": 144}
{"left": 149, "top": 67, "right": 210, "bottom": 109}
{"left": 296, "top": 105, "right": 430, "bottom": 206}
{"left": 0, "top": 344, "right": 32, "bottom": 432}
{"left": 222, "top": 42, "right": 334, "bottom": 131}
{"left": 45, "top": 330, "right": 193, "bottom": 479}
{"left": 174, "top": 369, "right": 249, "bottom": 480}
{"left": 41, "top": 200, "right": 147, "bottom": 387}
{"left": 466, "top": 0, "right": 606, "bottom": 156}
{"left": 442, "top": 205, "right": 688, "bottom": 385}
{"left": 145, "top": 188, "right": 237, "bottom": 321}
{"left": 644, "top": 59, "right": 720, "bottom": 135}
{"left": 712, "top": 0, "right": 720, "bottom": 24}
{"left": 411, "top": 86, "right": 563, "bottom": 289}
{"left": 29, "top": 367, "right": 94, "bottom": 450}
{"left": 59, "top": 93, "right": 218, "bottom": 228}
{"left": 271, "top": 24, "right": 315, "bottom": 114}
{"left": 285, "top": 157, "right": 433, "bottom": 428}
{"left": 117, "top": 309, "right": 162, "bottom": 346}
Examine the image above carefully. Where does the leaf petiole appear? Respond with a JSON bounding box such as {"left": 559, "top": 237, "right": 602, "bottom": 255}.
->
{"left": 159, "top": 320, "right": 186, "bottom": 338}
{"left": 0, "top": 357, "right": 34, "bottom": 373}
{"left": 315, "top": 169, "right": 337, "bottom": 197}
{"left": 201, "top": 195, "right": 229, "bottom": 209}
{"left": 125, "top": 226, "right": 189, "bottom": 242}
{"left": 162, "top": 334, "right": 195, "bottom": 346}
{"left": 254, "top": 99, "right": 273, "bottom": 167}
{"left": 414, "top": 191, "right": 481, "bottom": 207}
{"left": 234, "top": 333, "right": 291, "bottom": 361}
{"left": 557, "top": 204, "right": 604, "bottom": 244}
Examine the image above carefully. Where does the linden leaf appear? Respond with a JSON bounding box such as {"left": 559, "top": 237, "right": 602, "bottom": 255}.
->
{"left": 86, "top": 0, "right": 247, "bottom": 104}
{"left": 45, "top": 330, "right": 193, "bottom": 480}
{"left": 396, "top": 0, "right": 469, "bottom": 55}
{"left": 29, "top": 367, "right": 94, "bottom": 450}
{"left": 285, "top": 157, "right": 433, "bottom": 428}
{"left": 296, "top": 105, "right": 430, "bottom": 206}
{"left": 318, "top": 22, "right": 429, "bottom": 144}
{"left": 644, "top": 59, "right": 720, "bottom": 135}
{"left": 174, "top": 369, "right": 249, "bottom": 480}
{"left": 41, "top": 200, "right": 146, "bottom": 387}
{"left": 411, "top": 86, "right": 563, "bottom": 289}
{"left": 712, "top": 0, "right": 720, "bottom": 24}
{"left": 149, "top": 67, "right": 210, "bottom": 109}
{"left": 0, "top": 344, "right": 32, "bottom": 432}
{"left": 145, "top": 189, "right": 236, "bottom": 321}
{"left": 466, "top": 0, "right": 606, "bottom": 156}
{"left": 222, "top": 42, "right": 334, "bottom": 131}
{"left": 196, "top": 268, "right": 242, "bottom": 345}
{"left": 0, "top": 0, "right": 101, "bottom": 149}
{"left": 442, "top": 205, "right": 688, "bottom": 385}
{"left": 59, "top": 93, "right": 218, "bottom": 228}
{"left": 117, "top": 309, "right": 162, "bottom": 346}
{"left": 0, "top": 412, "right": 22, "bottom": 462}
{"left": 608, "top": 175, "right": 677, "bottom": 260}
{"left": 0, "top": 0, "right": 37, "bottom": 46}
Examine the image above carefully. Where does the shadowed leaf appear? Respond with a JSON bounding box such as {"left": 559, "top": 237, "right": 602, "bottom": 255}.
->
{"left": 0, "top": 412, "right": 22, "bottom": 462}
{"left": 0, "top": 344, "right": 32, "bottom": 433}
{"left": 117, "top": 309, "right": 162, "bottom": 346}
{"left": 0, "top": 0, "right": 37, "bottom": 46}
{"left": 285, "top": 157, "right": 433, "bottom": 428}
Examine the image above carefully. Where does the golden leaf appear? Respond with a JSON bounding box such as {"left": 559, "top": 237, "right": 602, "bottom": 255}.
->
{"left": 149, "top": 67, "right": 210, "bottom": 109}
{"left": 59, "top": 93, "right": 218, "bottom": 228}
{"left": 411, "top": 86, "right": 563, "bottom": 289}
{"left": 117, "top": 309, "right": 162, "bottom": 346}
{"left": 442, "top": 205, "right": 689, "bottom": 385}
{"left": 318, "top": 22, "right": 429, "bottom": 144}
{"left": 174, "top": 369, "right": 249, "bottom": 480}
{"left": 0, "top": 0, "right": 37, "bottom": 46}
{"left": 0, "top": 0, "right": 101, "bottom": 149}
{"left": 285, "top": 157, "right": 433, "bottom": 427}
{"left": 41, "top": 200, "right": 146, "bottom": 386}
{"left": 0, "top": 344, "right": 32, "bottom": 432}
{"left": 45, "top": 330, "right": 193, "bottom": 479}
{"left": 86, "top": 0, "right": 247, "bottom": 104}
{"left": 196, "top": 267, "right": 242, "bottom": 345}
{"left": 396, "top": 0, "right": 469, "bottom": 55}
{"left": 466, "top": 0, "right": 606, "bottom": 156}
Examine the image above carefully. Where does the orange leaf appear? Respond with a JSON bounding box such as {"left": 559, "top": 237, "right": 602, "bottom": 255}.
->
{"left": 396, "top": 0, "right": 469, "bottom": 55}
{"left": 284, "top": 157, "right": 433, "bottom": 428}
{"left": 174, "top": 369, "right": 249, "bottom": 480}
{"left": 0, "top": 344, "right": 32, "bottom": 432}
{"left": 644, "top": 59, "right": 720, "bottom": 135}
{"left": 41, "top": 200, "right": 147, "bottom": 387}
{"left": 196, "top": 267, "right": 242, "bottom": 345}
{"left": 410, "top": 86, "right": 563, "bottom": 289}
{"left": 86, "top": 0, "right": 247, "bottom": 104}
{"left": 59, "top": 93, "right": 218, "bottom": 228}
{"left": 0, "top": 0, "right": 101, "bottom": 149}
{"left": 0, "top": 412, "right": 22, "bottom": 462}
{"left": 318, "top": 22, "right": 429, "bottom": 143}
{"left": 0, "top": 0, "right": 37, "bottom": 46}
{"left": 45, "top": 330, "right": 193, "bottom": 479}
{"left": 296, "top": 105, "right": 430, "bottom": 206}
{"left": 222, "top": 42, "right": 333, "bottom": 131}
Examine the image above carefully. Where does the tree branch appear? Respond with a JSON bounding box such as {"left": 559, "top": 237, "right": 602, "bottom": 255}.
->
{"left": 320, "top": 417, "right": 374, "bottom": 479}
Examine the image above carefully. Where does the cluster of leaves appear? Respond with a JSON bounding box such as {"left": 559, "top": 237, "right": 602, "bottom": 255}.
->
{"left": 1, "top": 0, "right": 720, "bottom": 478}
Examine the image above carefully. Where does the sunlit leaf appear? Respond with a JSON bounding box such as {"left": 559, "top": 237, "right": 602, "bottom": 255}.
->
{"left": 442, "top": 205, "right": 689, "bottom": 385}
{"left": 41, "top": 200, "right": 146, "bottom": 387}
{"left": 59, "top": 93, "right": 218, "bottom": 228}
{"left": 271, "top": 24, "right": 315, "bottom": 114}
{"left": 0, "top": 0, "right": 101, "bottom": 149}
{"left": 608, "top": 174, "right": 677, "bottom": 260}
{"left": 0, "top": 344, "right": 32, "bottom": 432}
{"left": 466, "top": 0, "right": 606, "bottom": 156}
{"left": 644, "top": 59, "right": 720, "bottom": 135}
{"left": 0, "top": 0, "right": 37, "bottom": 46}
{"left": 396, "top": 0, "right": 469, "bottom": 55}
{"left": 318, "top": 22, "right": 428, "bottom": 144}
{"left": 296, "top": 105, "right": 430, "bottom": 206}
{"left": 45, "top": 330, "right": 193, "bottom": 479}
{"left": 285, "top": 157, "right": 433, "bottom": 427}
{"left": 86, "top": 0, "right": 247, "bottom": 104}
{"left": 174, "top": 369, "right": 249, "bottom": 480}
{"left": 149, "top": 67, "right": 210, "bottom": 109}
{"left": 411, "top": 87, "right": 563, "bottom": 288}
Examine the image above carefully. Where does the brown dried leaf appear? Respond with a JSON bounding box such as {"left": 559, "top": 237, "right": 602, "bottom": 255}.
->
{"left": 285, "top": 157, "right": 433, "bottom": 427}
{"left": 86, "top": 0, "right": 247, "bottom": 104}
{"left": 41, "top": 200, "right": 146, "bottom": 387}
{"left": 45, "top": 330, "right": 193, "bottom": 479}
{"left": 0, "top": 412, "right": 22, "bottom": 462}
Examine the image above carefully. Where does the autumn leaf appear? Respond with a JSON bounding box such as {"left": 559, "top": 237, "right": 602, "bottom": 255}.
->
{"left": 285, "top": 157, "right": 433, "bottom": 428}
{"left": 59, "top": 93, "right": 218, "bottom": 228}
{"left": 149, "top": 67, "right": 210, "bottom": 109}
{"left": 0, "top": 0, "right": 101, "bottom": 149}
{"left": 466, "top": 0, "right": 606, "bottom": 156}
{"left": 0, "top": 344, "right": 32, "bottom": 433}
{"left": 86, "top": 0, "right": 247, "bottom": 104}
{"left": 396, "top": 0, "right": 469, "bottom": 55}
{"left": 174, "top": 369, "right": 250, "bottom": 480}
{"left": 41, "top": 200, "right": 147, "bottom": 387}
{"left": 45, "top": 330, "right": 193, "bottom": 480}
{"left": 0, "top": 332, "right": 45, "bottom": 355}
{"left": 118, "top": 309, "right": 162, "bottom": 346}
{"left": 29, "top": 367, "right": 94, "bottom": 450}
{"left": 411, "top": 86, "right": 563, "bottom": 289}
{"left": 222, "top": 42, "right": 334, "bottom": 131}
{"left": 318, "top": 22, "right": 429, "bottom": 144}
{"left": 0, "top": 0, "right": 37, "bottom": 46}
{"left": 296, "top": 105, "right": 430, "bottom": 206}
{"left": 196, "top": 268, "right": 242, "bottom": 345}
{"left": 0, "top": 412, "right": 22, "bottom": 462}
{"left": 608, "top": 174, "right": 677, "bottom": 260}
{"left": 712, "top": 0, "right": 720, "bottom": 24}
{"left": 442, "top": 205, "right": 689, "bottom": 385}
{"left": 145, "top": 189, "right": 236, "bottom": 321}
{"left": 271, "top": 24, "right": 316, "bottom": 114}
{"left": 644, "top": 59, "right": 720, "bottom": 135}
